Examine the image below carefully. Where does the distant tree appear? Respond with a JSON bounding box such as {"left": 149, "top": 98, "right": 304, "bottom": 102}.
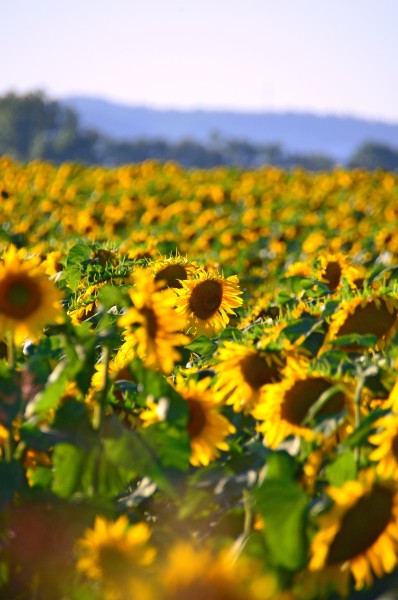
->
{"left": 348, "top": 142, "right": 398, "bottom": 171}
{"left": 0, "top": 91, "right": 100, "bottom": 163}
{"left": 0, "top": 91, "right": 340, "bottom": 170}
{"left": 284, "top": 153, "right": 336, "bottom": 171}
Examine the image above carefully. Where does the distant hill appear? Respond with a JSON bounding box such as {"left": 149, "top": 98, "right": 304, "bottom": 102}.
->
{"left": 63, "top": 97, "right": 398, "bottom": 162}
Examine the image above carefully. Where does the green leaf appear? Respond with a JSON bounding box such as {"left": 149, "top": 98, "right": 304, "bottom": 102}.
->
{"left": 59, "top": 266, "right": 81, "bottom": 292}
{"left": 132, "top": 358, "right": 176, "bottom": 400}
{"left": 331, "top": 333, "right": 378, "bottom": 349}
{"left": 186, "top": 336, "right": 217, "bottom": 356}
{"left": 218, "top": 326, "right": 243, "bottom": 341}
{"left": 52, "top": 443, "right": 87, "bottom": 498}
{"left": 252, "top": 480, "right": 308, "bottom": 570}
{"left": 27, "top": 465, "right": 52, "bottom": 490}
{"left": 66, "top": 243, "right": 92, "bottom": 268}
{"left": 99, "top": 284, "right": 129, "bottom": 310}
{"left": 286, "top": 275, "right": 315, "bottom": 294}
{"left": 343, "top": 408, "right": 388, "bottom": 449}
{"left": 141, "top": 422, "right": 190, "bottom": 472}
{"left": 283, "top": 317, "right": 317, "bottom": 342}
{"left": 265, "top": 451, "right": 300, "bottom": 481}
{"left": 29, "top": 361, "right": 69, "bottom": 419}
{"left": 325, "top": 451, "right": 357, "bottom": 486}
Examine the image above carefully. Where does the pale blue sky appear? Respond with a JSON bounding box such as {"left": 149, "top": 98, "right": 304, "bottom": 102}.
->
{"left": 2, "top": 0, "right": 398, "bottom": 122}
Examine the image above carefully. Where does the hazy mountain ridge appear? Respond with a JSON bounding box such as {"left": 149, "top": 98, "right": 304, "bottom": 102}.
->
{"left": 63, "top": 96, "right": 398, "bottom": 161}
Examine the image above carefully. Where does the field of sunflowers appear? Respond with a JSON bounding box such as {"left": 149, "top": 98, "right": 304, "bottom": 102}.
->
{"left": 1, "top": 155, "right": 398, "bottom": 599}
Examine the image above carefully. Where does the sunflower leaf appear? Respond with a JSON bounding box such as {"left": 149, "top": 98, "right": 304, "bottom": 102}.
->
{"left": 252, "top": 479, "right": 308, "bottom": 570}
{"left": 331, "top": 333, "right": 378, "bottom": 348}
{"left": 66, "top": 243, "right": 92, "bottom": 268}
{"left": 186, "top": 336, "right": 217, "bottom": 356}
{"left": 325, "top": 451, "right": 357, "bottom": 486}
{"left": 343, "top": 408, "right": 388, "bottom": 449}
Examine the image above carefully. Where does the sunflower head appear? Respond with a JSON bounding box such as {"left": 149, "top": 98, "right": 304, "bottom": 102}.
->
{"left": 151, "top": 255, "right": 197, "bottom": 289}
{"left": 0, "top": 246, "right": 63, "bottom": 344}
{"left": 315, "top": 252, "right": 360, "bottom": 292}
{"left": 368, "top": 414, "right": 398, "bottom": 479}
{"left": 175, "top": 376, "right": 236, "bottom": 467}
{"left": 158, "top": 541, "right": 280, "bottom": 600}
{"left": 75, "top": 516, "right": 156, "bottom": 597}
{"left": 118, "top": 268, "right": 188, "bottom": 374}
{"left": 174, "top": 271, "right": 243, "bottom": 337}
{"left": 214, "top": 341, "right": 287, "bottom": 413}
{"left": 323, "top": 294, "right": 398, "bottom": 352}
{"left": 253, "top": 369, "right": 353, "bottom": 449}
{"left": 309, "top": 476, "right": 398, "bottom": 591}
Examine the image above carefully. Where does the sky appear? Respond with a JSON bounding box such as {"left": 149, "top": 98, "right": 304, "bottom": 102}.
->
{"left": 2, "top": 0, "right": 398, "bottom": 123}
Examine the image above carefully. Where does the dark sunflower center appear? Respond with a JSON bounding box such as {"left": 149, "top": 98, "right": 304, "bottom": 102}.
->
{"left": 337, "top": 299, "right": 398, "bottom": 339}
{"left": 98, "top": 543, "right": 133, "bottom": 580}
{"left": 154, "top": 264, "right": 188, "bottom": 289}
{"left": 280, "top": 378, "right": 345, "bottom": 425}
{"left": 187, "top": 399, "right": 207, "bottom": 438}
{"left": 392, "top": 434, "right": 398, "bottom": 461}
{"left": 324, "top": 261, "right": 342, "bottom": 291}
{"left": 326, "top": 485, "right": 394, "bottom": 565}
{"left": 0, "top": 274, "right": 42, "bottom": 319}
{"left": 140, "top": 307, "right": 158, "bottom": 339}
{"left": 240, "top": 353, "right": 282, "bottom": 390}
{"left": 189, "top": 280, "right": 223, "bottom": 320}
{"left": 115, "top": 367, "right": 133, "bottom": 381}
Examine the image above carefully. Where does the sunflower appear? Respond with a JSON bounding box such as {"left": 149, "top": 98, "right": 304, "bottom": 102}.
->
{"left": 150, "top": 255, "right": 197, "bottom": 289}
{"left": 0, "top": 245, "right": 63, "bottom": 344}
{"left": 75, "top": 515, "right": 156, "bottom": 598}
{"left": 284, "top": 260, "right": 312, "bottom": 279}
{"left": 253, "top": 370, "right": 353, "bottom": 449}
{"left": 158, "top": 541, "right": 280, "bottom": 600}
{"left": 90, "top": 347, "right": 134, "bottom": 393}
{"left": 213, "top": 341, "right": 287, "bottom": 413}
{"left": 175, "top": 376, "right": 236, "bottom": 467}
{"left": 368, "top": 414, "right": 398, "bottom": 479}
{"left": 323, "top": 294, "right": 398, "bottom": 351}
{"left": 118, "top": 268, "right": 189, "bottom": 374}
{"left": 309, "top": 477, "right": 398, "bottom": 590}
{"left": 174, "top": 271, "right": 243, "bottom": 337}
{"left": 315, "top": 252, "right": 360, "bottom": 292}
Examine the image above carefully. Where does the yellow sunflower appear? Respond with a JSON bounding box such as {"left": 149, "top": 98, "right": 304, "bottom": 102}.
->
{"left": 150, "top": 255, "right": 197, "bottom": 289}
{"left": 368, "top": 414, "right": 398, "bottom": 479}
{"left": 75, "top": 515, "right": 156, "bottom": 599}
{"left": 90, "top": 347, "right": 134, "bottom": 393}
{"left": 315, "top": 252, "right": 360, "bottom": 292}
{"left": 118, "top": 268, "right": 189, "bottom": 374}
{"left": 323, "top": 294, "right": 398, "bottom": 351}
{"left": 0, "top": 245, "right": 63, "bottom": 344}
{"left": 253, "top": 370, "right": 354, "bottom": 449}
{"left": 175, "top": 376, "right": 236, "bottom": 467}
{"left": 309, "top": 477, "right": 398, "bottom": 591}
{"left": 213, "top": 341, "right": 287, "bottom": 413}
{"left": 158, "top": 541, "right": 280, "bottom": 600}
{"left": 174, "top": 271, "right": 243, "bottom": 337}
{"left": 284, "top": 260, "right": 312, "bottom": 279}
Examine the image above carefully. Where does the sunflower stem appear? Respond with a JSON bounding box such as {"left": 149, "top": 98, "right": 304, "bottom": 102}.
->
{"left": 3, "top": 436, "right": 12, "bottom": 463}
{"left": 354, "top": 376, "right": 365, "bottom": 471}
{"left": 7, "top": 330, "right": 16, "bottom": 371}
{"left": 94, "top": 344, "right": 111, "bottom": 435}
{"left": 302, "top": 384, "right": 343, "bottom": 427}
{"left": 229, "top": 489, "right": 252, "bottom": 560}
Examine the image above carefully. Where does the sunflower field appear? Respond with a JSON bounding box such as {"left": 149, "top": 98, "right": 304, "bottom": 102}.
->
{"left": 1, "top": 156, "right": 398, "bottom": 599}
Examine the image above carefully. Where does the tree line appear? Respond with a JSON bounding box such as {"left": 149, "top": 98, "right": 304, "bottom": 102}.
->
{"left": 1, "top": 91, "right": 398, "bottom": 170}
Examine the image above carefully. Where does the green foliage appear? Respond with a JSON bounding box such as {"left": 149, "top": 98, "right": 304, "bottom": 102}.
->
{"left": 252, "top": 479, "right": 309, "bottom": 570}
{"left": 325, "top": 451, "right": 357, "bottom": 486}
